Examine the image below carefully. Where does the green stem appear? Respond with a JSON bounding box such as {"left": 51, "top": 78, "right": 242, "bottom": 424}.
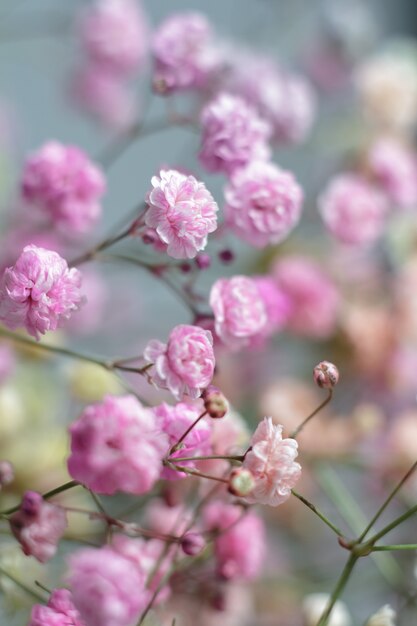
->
{"left": 170, "top": 411, "right": 208, "bottom": 453}
{"left": 170, "top": 454, "right": 244, "bottom": 463}
{"left": 316, "top": 554, "right": 358, "bottom": 626}
{"left": 372, "top": 544, "right": 417, "bottom": 552}
{"left": 290, "top": 390, "right": 332, "bottom": 439}
{"left": 0, "top": 480, "right": 79, "bottom": 516}
{"left": 167, "top": 462, "right": 229, "bottom": 485}
{"left": 366, "top": 503, "right": 417, "bottom": 546}
{"left": 0, "top": 565, "right": 46, "bottom": 602}
{"left": 291, "top": 489, "right": 344, "bottom": 538}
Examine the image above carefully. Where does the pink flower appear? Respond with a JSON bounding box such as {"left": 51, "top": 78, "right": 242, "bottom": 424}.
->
{"left": 153, "top": 401, "right": 212, "bottom": 479}
{"left": 28, "top": 589, "right": 85, "bottom": 626}
{"left": 242, "top": 417, "right": 301, "bottom": 506}
{"left": 145, "top": 169, "right": 218, "bottom": 259}
{"left": 22, "top": 142, "right": 105, "bottom": 235}
{"left": 224, "top": 160, "right": 303, "bottom": 247}
{"left": 79, "top": 0, "right": 148, "bottom": 77}
{"left": 67, "top": 546, "right": 147, "bottom": 626}
{"left": 199, "top": 93, "right": 271, "bottom": 176}
{"left": 273, "top": 255, "right": 340, "bottom": 338}
{"left": 65, "top": 268, "right": 107, "bottom": 336}
{"left": 209, "top": 276, "right": 267, "bottom": 350}
{"left": 144, "top": 325, "right": 215, "bottom": 399}
{"left": 0, "top": 245, "right": 83, "bottom": 340}
{"left": 253, "top": 276, "right": 292, "bottom": 340}
{"left": 368, "top": 137, "right": 417, "bottom": 209}
{"left": 152, "top": 12, "right": 220, "bottom": 93}
{"left": 9, "top": 491, "right": 67, "bottom": 563}
{"left": 318, "top": 173, "right": 388, "bottom": 245}
{"left": 204, "top": 502, "right": 265, "bottom": 580}
{"left": 68, "top": 395, "right": 168, "bottom": 495}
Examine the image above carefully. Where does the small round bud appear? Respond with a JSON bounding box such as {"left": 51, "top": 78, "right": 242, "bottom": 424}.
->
{"left": 202, "top": 385, "right": 229, "bottom": 418}
{"left": 180, "top": 262, "right": 192, "bottom": 273}
{"left": 0, "top": 460, "right": 14, "bottom": 489}
{"left": 218, "top": 249, "right": 234, "bottom": 264}
{"left": 142, "top": 229, "right": 157, "bottom": 245}
{"left": 180, "top": 532, "right": 206, "bottom": 556}
{"left": 228, "top": 468, "right": 255, "bottom": 497}
{"left": 313, "top": 361, "right": 339, "bottom": 389}
{"left": 195, "top": 253, "right": 211, "bottom": 270}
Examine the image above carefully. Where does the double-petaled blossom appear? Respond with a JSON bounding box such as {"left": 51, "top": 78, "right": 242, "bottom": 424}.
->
{"left": 209, "top": 276, "right": 267, "bottom": 350}
{"left": 242, "top": 417, "right": 301, "bottom": 506}
{"left": 28, "top": 589, "right": 85, "bottom": 626}
{"left": 0, "top": 245, "right": 83, "bottom": 340}
{"left": 368, "top": 137, "right": 417, "bottom": 209}
{"left": 21, "top": 142, "right": 105, "bottom": 235}
{"left": 144, "top": 325, "right": 215, "bottom": 399}
{"left": 224, "top": 160, "right": 303, "bottom": 247}
{"left": 199, "top": 93, "right": 271, "bottom": 175}
{"left": 68, "top": 395, "right": 168, "bottom": 495}
{"left": 9, "top": 491, "right": 67, "bottom": 563}
{"left": 145, "top": 169, "right": 218, "bottom": 259}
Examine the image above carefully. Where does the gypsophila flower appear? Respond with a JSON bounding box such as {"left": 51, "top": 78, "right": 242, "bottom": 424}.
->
{"left": 368, "top": 137, "right": 417, "bottom": 209}
{"left": 21, "top": 142, "right": 105, "bottom": 235}
{"left": 199, "top": 93, "right": 271, "bottom": 175}
{"left": 68, "top": 395, "right": 168, "bottom": 495}
{"left": 0, "top": 245, "right": 83, "bottom": 340}
{"left": 145, "top": 169, "right": 218, "bottom": 259}
{"left": 28, "top": 589, "right": 85, "bottom": 626}
{"left": 144, "top": 325, "right": 215, "bottom": 399}
{"left": 242, "top": 417, "right": 301, "bottom": 506}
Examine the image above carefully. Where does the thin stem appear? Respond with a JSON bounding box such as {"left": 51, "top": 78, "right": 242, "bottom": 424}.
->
{"left": 0, "top": 480, "right": 79, "bottom": 516}
{"left": 291, "top": 489, "right": 344, "bottom": 538}
{"left": 316, "top": 554, "right": 358, "bottom": 626}
{"left": 170, "top": 411, "right": 208, "bottom": 453}
{"left": 290, "top": 390, "right": 333, "bottom": 439}
{"left": 372, "top": 544, "right": 417, "bottom": 552}
{"left": 0, "top": 565, "right": 45, "bottom": 602}
{"left": 366, "top": 503, "right": 417, "bottom": 546}
{"left": 170, "top": 454, "right": 245, "bottom": 463}
{"left": 167, "top": 462, "right": 229, "bottom": 485}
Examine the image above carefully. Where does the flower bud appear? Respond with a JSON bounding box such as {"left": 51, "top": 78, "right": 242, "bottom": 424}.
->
{"left": 195, "top": 253, "right": 211, "bottom": 270}
{"left": 218, "top": 249, "right": 234, "bottom": 264}
{"left": 180, "top": 532, "right": 206, "bottom": 556}
{"left": 0, "top": 461, "right": 14, "bottom": 489}
{"left": 228, "top": 468, "right": 255, "bottom": 497}
{"left": 203, "top": 385, "right": 229, "bottom": 418}
{"left": 313, "top": 361, "right": 339, "bottom": 389}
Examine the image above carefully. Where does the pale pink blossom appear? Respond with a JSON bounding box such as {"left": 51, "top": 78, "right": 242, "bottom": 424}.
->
{"left": 79, "top": 0, "right": 148, "bottom": 77}
{"left": 224, "top": 161, "right": 303, "bottom": 247}
{"left": 28, "top": 589, "right": 85, "bottom": 626}
{"left": 67, "top": 546, "right": 147, "bottom": 626}
{"left": 242, "top": 417, "right": 301, "bottom": 506}
{"left": 68, "top": 395, "right": 168, "bottom": 495}
{"left": 318, "top": 173, "right": 388, "bottom": 245}
{"left": 144, "top": 499, "right": 191, "bottom": 536}
{"left": 22, "top": 142, "right": 105, "bottom": 234}
{"left": 199, "top": 93, "right": 271, "bottom": 175}
{"left": 368, "top": 137, "right": 417, "bottom": 209}
{"left": 209, "top": 276, "right": 267, "bottom": 349}
{"left": 9, "top": 491, "right": 67, "bottom": 563}
{"left": 145, "top": 169, "right": 218, "bottom": 259}
{"left": 204, "top": 502, "right": 265, "bottom": 580}
{"left": 0, "top": 460, "right": 14, "bottom": 489}
{"left": 65, "top": 268, "right": 107, "bottom": 336}
{"left": 152, "top": 12, "right": 220, "bottom": 93}
{"left": 0, "top": 245, "right": 83, "bottom": 340}
{"left": 253, "top": 276, "right": 292, "bottom": 340}
{"left": 144, "top": 325, "right": 215, "bottom": 399}
{"left": 273, "top": 255, "right": 340, "bottom": 338}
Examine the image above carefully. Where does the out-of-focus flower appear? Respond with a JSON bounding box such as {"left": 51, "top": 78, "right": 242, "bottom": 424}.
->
{"left": 28, "top": 588, "right": 85, "bottom": 626}
{"left": 199, "top": 93, "right": 271, "bottom": 175}
{"left": 0, "top": 342, "right": 15, "bottom": 385}
{"left": 302, "top": 593, "right": 351, "bottom": 626}
{"left": 368, "top": 137, "right": 417, "bottom": 209}
{"left": 145, "top": 169, "right": 218, "bottom": 259}
{"left": 0, "top": 245, "right": 83, "bottom": 340}
{"left": 253, "top": 276, "right": 292, "bottom": 340}
{"left": 21, "top": 142, "right": 105, "bottom": 235}
{"left": 318, "top": 173, "right": 388, "bottom": 246}
{"left": 9, "top": 491, "right": 67, "bottom": 563}
{"left": 68, "top": 395, "right": 168, "bottom": 494}
{"left": 66, "top": 268, "right": 107, "bottom": 336}
{"left": 224, "top": 160, "right": 303, "bottom": 247}
{"left": 242, "top": 417, "right": 301, "bottom": 506}
{"left": 144, "top": 325, "right": 215, "bottom": 399}
{"left": 181, "top": 532, "right": 206, "bottom": 556}
{"left": 366, "top": 605, "right": 396, "bottom": 626}
{"left": 67, "top": 362, "right": 124, "bottom": 403}
{"left": 0, "top": 460, "right": 14, "bottom": 489}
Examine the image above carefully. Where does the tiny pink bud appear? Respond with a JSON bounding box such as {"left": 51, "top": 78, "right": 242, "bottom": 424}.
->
{"left": 195, "top": 253, "right": 211, "bottom": 270}
{"left": 202, "top": 385, "right": 229, "bottom": 418}
{"left": 180, "top": 262, "right": 192, "bottom": 273}
{"left": 218, "top": 249, "right": 234, "bottom": 264}
{"left": 0, "top": 461, "right": 14, "bottom": 489}
{"left": 313, "top": 361, "right": 339, "bottom": 389}
{"left": 228, "top": 468, "right": 255, "bottom": 497}
{"left": 141, "top": 229, "right": 157, "bottom": 245}
{"left": 180, "top": 532, "right": 206, "bottom": 556}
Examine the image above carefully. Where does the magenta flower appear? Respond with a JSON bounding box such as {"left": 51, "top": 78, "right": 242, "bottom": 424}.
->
{"left": 224, "top": 160, "right": 304, "bottom": 247}
{"left": 144, "top": 325, "right": 215, "bottom": 399}
{"left": 152, "top": 12, "right": 220, "bottom": 93}
{"left": 0, "top": 245, "right": 83, "bottom": 340}
{"left": 68, "top": 395, "right": 168, "bottom": 495}
{"left": 209, "top": 276, "right": 267, "bottom": 350}
{"left": 199, "top": 93, "right": 271, "bottom": 175}
{"left": 22, "top": 142, "right": 105, "bottom": 235}
{"left": 368, "top": 137, "right": 417, "bottom": 209}
{"left": 242, "top": 417, "right": 301, "bottom": 506}
{"left": 318, "top": 173, "right": 388, "bottom": 246}
{"left": 67, "top": 546, "right": 147, "bottom": 626}
{"left": 9, "top": 491, "right": 67, "bottom": 563}
{"left": 145, "top": 169, "right": 218, "bottom": 259}
{"left": 28, "top": 589, "right": 85, "bottom": 626}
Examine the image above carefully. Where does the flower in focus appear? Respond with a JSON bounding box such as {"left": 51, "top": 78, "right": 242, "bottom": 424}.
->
{"left": 68, "top": 395, "right": 168, "bottom": 494}
{"left": 199, "top": 93, "right": 271, "bottom": 175}
{"left": 242, "top": 417, "right": 301, "bottom": 506}
{"left": 9, "top": 491, "right": 67, "bottom": 563}
{"left": 224, "top": 160, "right": 303, "bottom": 247}
{"left": 144, "top": 325, "right": 215, "bottom": 399}
{"left": 21, "top": 142, "right": 106, "bottom": 235}
{"left": 0, "top": 245, "right": 83, "bottom": 339}
{"left": 145, "top": 169, "right": 218, "bottom": 259}
{"left": 368, "top": 137, "right": 417, "bottom": 209}
{"left": 28, "top": 588, "right": 85, "bottom": 626}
